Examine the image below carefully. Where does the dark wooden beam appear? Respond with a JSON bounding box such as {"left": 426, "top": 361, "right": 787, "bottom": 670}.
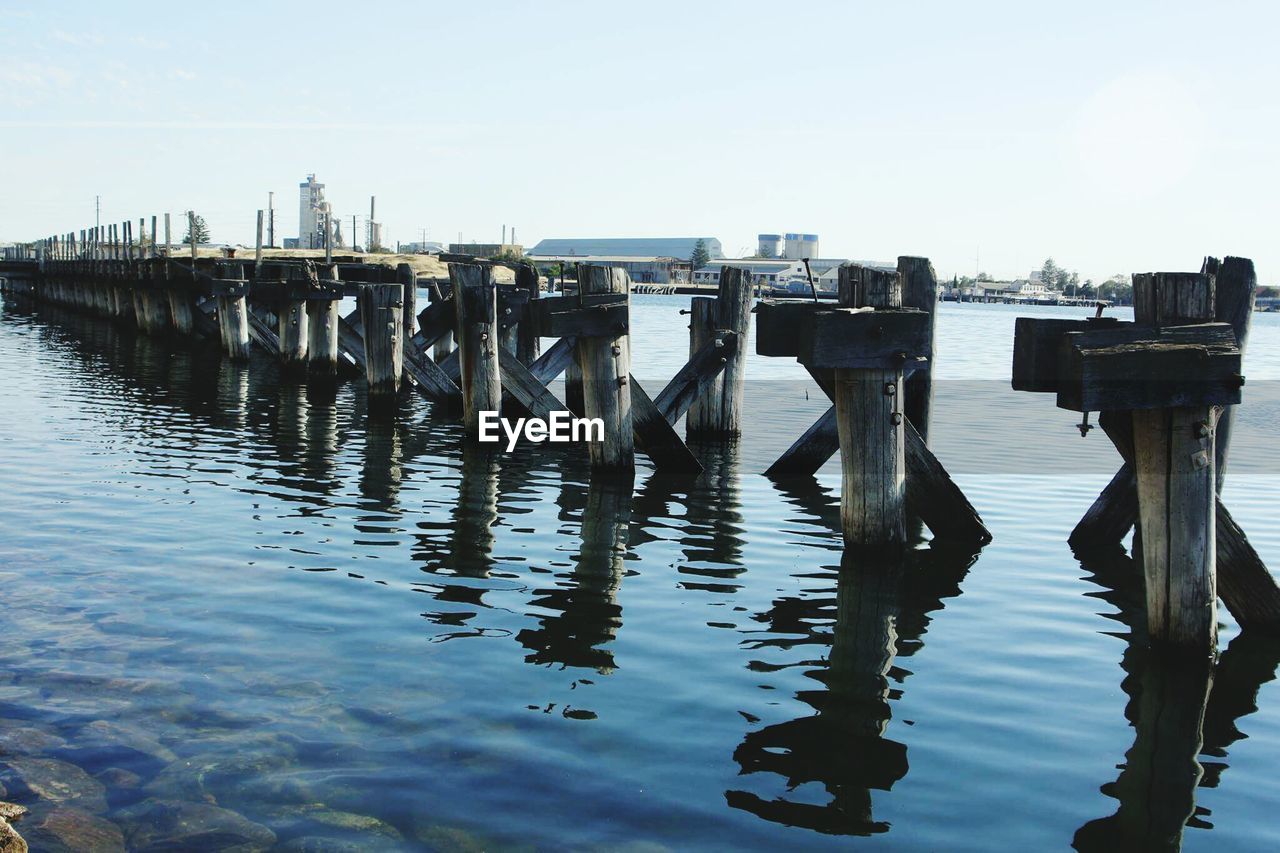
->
{"left": 652, "top": 331, "right": 736, "bottom": 425}
{"left": 630, "top": 376, "right": 703, "bottom": 474}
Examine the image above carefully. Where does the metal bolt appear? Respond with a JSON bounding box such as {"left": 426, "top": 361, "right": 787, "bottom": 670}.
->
{"left": 883, "top": 382, "right": 897, "bottom": 396}
{"left": 618, "top": 375, "right": 629, "bottom": 386}
{"left": 1191, "top": 450, "right": 1211, "bottom": 470}
{"left": 1195, "top": 422, "right": 1212, "bottom": 439}
{"left": 890, "top": 412, "right": 903, "bottom": 426}
{"left": 480, "top": 332, "right": 489, "bottom": 341}
{"left": 612, "top": 344, "right": 621, "bottom": 355}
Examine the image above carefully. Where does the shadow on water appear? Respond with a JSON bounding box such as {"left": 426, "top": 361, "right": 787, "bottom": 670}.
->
{"left": 1074, "top": 548, "right": 1280, "bottom": 851}
{"left": 726, "top": 519, "right": 979, "bottom": 836}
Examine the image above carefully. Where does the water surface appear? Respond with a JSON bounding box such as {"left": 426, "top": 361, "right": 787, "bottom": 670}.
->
{"left": 1, "top": 294, "right": 1279, "bottom": 851}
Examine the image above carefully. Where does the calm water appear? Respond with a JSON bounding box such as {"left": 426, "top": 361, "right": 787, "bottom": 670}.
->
{"left": 2, "top": 293, "right": 1279, "bottom": 851}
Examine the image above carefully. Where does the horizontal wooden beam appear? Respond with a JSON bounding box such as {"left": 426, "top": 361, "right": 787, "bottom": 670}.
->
{"left": 1056, "top": 322, "right": 1242, "bottom": 412}
{"left": 1012, "top": 316, "right": 1121, "bottom": 392}
{"left": 528, "top": 295, "right": 629, "bottom": 338}
{"left": 755, "top": 300, "right": 827, "bottom": 357}
{"left": 796, "top": 308, "right": 931, "bottom": 369}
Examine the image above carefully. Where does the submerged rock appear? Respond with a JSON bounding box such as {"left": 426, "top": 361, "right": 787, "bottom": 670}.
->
{"left": 278, "top": 836, "right": 366, "bottom": 853}
{"left": 264, "top": 803, "right": 404, "bottom": 847}
{"left": 115, "top": 798, "right": 276, "bottom": 852}
{"left": 0, "top": 817, "right": 27, "bottom": 853}
{"left": 0, "top": 721, "right": 67, "bottom": 758}
{"left": 0, "top": 757, "right": 108, "bottom": 814}
{"left": 27, "top": 808, "right": 124, "bottom": 853}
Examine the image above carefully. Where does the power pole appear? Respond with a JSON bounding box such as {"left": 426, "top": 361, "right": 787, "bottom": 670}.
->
{"left": 353, "top": 215, "right": 358, "bottom": 253}
{"left": 268, "top": 191, "right": 274, "bottom": 248}
{"left": 95, "top": 195, "right": 100, "bottom": 228}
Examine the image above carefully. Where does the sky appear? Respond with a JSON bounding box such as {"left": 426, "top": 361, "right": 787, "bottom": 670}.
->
{"left": 1, "top": 0, "right": 1277, "bottom": 284}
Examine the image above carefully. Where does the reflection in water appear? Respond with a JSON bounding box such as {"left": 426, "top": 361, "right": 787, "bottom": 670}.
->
{"left": 728, "top": 542, "right": 977, "bottom": 835}
{"left": 519, "top": 472, "right": 633, "bottom": 672}
{"left": 1075, "top": 550, "right": 1280, "bottom": 851}
{"left": 673, "top": 443, "right": 747, "bottom": 593}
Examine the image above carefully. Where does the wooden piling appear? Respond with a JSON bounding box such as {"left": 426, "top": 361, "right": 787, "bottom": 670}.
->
{"left": 398, "top": 263, "right": 417, "bottom": 349}
{"left": 216, "top": 261, "right": 251, "bottom": 361}
{"left": 516, "top": 263, "right": 542, "bottom": 365}
{"left": 451, "top": 263, "right": 501, "bottom": 436}
{"left": 1209, "top": 257, "right": 1255, "bottom": 493}
{"left": 166, "top": 261, "right": 194, "bottom": 335}
{"left": 836, "top": 265, "right": 906, "bottom": 546}
{"left": 307, "top": 264, "right": 340, "bottom": 377}
{"left": 899, "top": 256, "right": 937, "bottom": 442}
{"left": 278, "top": 282, "right": 310, "bottom": 373}
{"left": 360, "top": 283, "right": 404, "bottom": 401}
{"left": 1131, "top": 272, "right": 1217, "bottom": 649}
{"left": 687, "top": 265, "right": 753, "bottom": 438}
{"left": 576, "top": 264, "right": 634, "bottom": 471}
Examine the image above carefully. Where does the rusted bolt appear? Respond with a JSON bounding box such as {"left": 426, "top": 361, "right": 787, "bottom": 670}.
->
{"left": 612, "top": 344, "right": 621, "bottom": 355}
{"left": 618, "top": 375, "right": 629, "bottom": 386}
{"left": 890, "top": 412, "right": 903, "bottom": 426}
{"left": 480, "top": 332, "right": 489, "bottom": 341}
{"left": 884, "top": 382, "right": 897, "bottom": 396}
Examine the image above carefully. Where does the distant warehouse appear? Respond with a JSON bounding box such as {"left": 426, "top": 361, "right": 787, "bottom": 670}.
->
{"left": 527, "top": 236, "right": 723, "bottom": 261}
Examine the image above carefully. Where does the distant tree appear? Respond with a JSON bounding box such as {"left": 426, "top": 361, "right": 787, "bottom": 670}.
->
{"left": 1099, "top": 273, "right": 1131, "bottom": 303}
{"left": 1081, "top": 279, "right": 1096, "bottom": 298}
{"left": 977, "top": 271, "right": 993, "bottom": 282}
{"left": 1039, "top": 258, "right": 1061, "bottom": 290}
{"left": 690, "top": 239, "right": 710, "bottom": 271}
{"left": 1067, "top": 271, "right": 1080, "bottom": 296}
{"left": 758, "top": 243, "right": 776, "bottom": 259}
{"left": 182, "top": 214, "right": 210, "bottom": 245}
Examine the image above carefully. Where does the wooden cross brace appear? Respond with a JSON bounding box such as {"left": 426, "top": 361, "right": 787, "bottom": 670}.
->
{"left": 756, "top": 295, "right": 991, "bottom": 548}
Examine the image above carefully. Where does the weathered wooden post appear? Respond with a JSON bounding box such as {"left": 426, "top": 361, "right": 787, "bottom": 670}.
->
{"left": 1209, "top": 257, "right": 1255, "bottom": 492}
{"left": 166, "top": 258, "right": 194, "bottom": 335}
{"left": 576, "top": 263, "right": 634, "bottom": 471}
{"left": 429, "top": 281, "right": 454, "bottom": 363}
{"left": 278, "top": 272, "right": 310, "bottom": 373}
{"left": 516, "top": 263, "right": 541, "bottom": 365}
{"left": 687, "top": 265, "right": 753, "bottom": 438}
{"left": 899, "top": 256, "right": 938, "bottom": 442}
{"left": 360, "top": 282, "right": 404, "bottom": 401}
{"left": 398, "top": 263, "right": 417, "bottom": 348}
{"left": 835, "top": 265, "right": 907, "bottom": 546}
{"left": 451, "top": 263, "right": 501, "bottom": 436}
{"left": 307, "top": 263, "right": 340, "bottom": 377}
{"left": 215, "top": 261, "right": 251, "bottom": 361}
{"left": 1130, "top": 272, "right": 1218, "bottom": 649}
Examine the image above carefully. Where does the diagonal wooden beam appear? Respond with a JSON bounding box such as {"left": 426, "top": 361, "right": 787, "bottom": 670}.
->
{"left": 630, "top": 376, "right": 703, "bottom": 474}
{"left": 529, "top": 336, "right": 578, "bottom": 387}
{"left": 652, "top": 331, "right": 736, "bottom": 425}
{"left": 403, "top": 337, "right": 461, "bottom": 403}
{"left": 498, "top": 348, "right": 566, "bottom": 421}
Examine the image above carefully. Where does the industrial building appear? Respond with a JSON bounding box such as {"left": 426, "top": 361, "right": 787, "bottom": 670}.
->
{"left": 297, "top": 174, "right": 337, "bottom": 250}
{"left": 527, "top": 237, "right": 723, "bottom": 261}
{"left": 757, "top": 232, "right": 820, "bottom": 259}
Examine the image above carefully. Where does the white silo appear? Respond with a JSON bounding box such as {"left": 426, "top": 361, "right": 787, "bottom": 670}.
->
{"left": 783, "top": 233, "right": 820, "bottom": 260}
{"left": 757, "top": 233, "right": 782, "bottom": 258}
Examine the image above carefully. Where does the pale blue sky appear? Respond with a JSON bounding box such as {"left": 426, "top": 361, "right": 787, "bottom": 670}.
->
{"left": 2, "top": 1, "right": 1276, "bottom": 283}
